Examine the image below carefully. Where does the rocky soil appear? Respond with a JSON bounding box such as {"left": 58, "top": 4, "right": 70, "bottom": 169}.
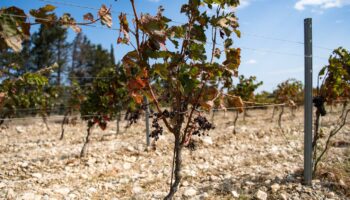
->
{"left": 0, "top": 107, "right": 349, "bottom": 200}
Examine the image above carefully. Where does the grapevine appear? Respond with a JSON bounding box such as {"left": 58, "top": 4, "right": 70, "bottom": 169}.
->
{"left": 313, "top": 47, "right": 350, "bottom": 175}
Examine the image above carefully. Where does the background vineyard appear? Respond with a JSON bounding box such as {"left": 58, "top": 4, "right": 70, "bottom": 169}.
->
{"left": 0, "top": 0, "right": 349, "bottom": 199}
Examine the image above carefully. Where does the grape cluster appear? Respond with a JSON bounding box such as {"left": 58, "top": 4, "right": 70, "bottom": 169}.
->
{"left": 150, "top": 109, "right": 175, "bottom": 141}
{"left": 162, "top": 109, "right": 175, "bottom": 118}
{"left": 192, "top": 116, "right": 214, "bottom": 136}
{"left": 124, "top": 109, "right": 141, "bottom": 127}
{"left": 313, "top": 96, "right": 327, "bottom": 116}
{"left": 150, "top": 117, "right": 163, "bottom": 141}
{"left": 186, "top": 140, "right": 197, "bottom": 151}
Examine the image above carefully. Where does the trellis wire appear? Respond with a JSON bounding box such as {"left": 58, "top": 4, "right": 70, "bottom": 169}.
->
{"left": 0, "top": 12, "right": 330, "bottom": 60}
{"left": 32, "top": 0, "right": 334, "bottom": 52}
{"left": 0, "top": 113, "right": 128, "bottom": 122}
{"left": 0, "top": 103, "right": 288, "bottom": 121}
{"left": 7, "top": 100, "right": 344, "bottom": 120}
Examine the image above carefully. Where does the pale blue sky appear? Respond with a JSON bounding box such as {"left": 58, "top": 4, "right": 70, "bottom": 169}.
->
{"left": 1, "top": 0, "right": 350, "bottom": 92}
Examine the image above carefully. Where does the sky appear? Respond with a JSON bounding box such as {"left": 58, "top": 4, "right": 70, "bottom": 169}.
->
{"left": 1, "top": 0, "right": 350, "bottom": 92}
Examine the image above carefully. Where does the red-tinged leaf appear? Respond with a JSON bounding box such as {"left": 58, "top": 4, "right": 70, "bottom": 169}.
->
{"left": 93, "top": 117, "right": 99, "bottom": 124}
{"left": 83, "top": 13, "right": 94, "bottom": 22}
{"left": 131, "top": 92, "right": 143, "bottom": 104}
{"left": 103, "top": 115, "right": 110, "bottom": 121}
{"left": 117, "top": 37, "right": 123, "bottom": 44}
{"left": 136, "top": 77, "right": 146, "bottom": 88}
{"left": 128, "top": 77, "right": 146, "bottom": 90}
{"left": 21, "top": 23, "right": 31, "bottom": 36}
{"left": 141, "top": 68, "right": 149, "bottom": 79}
{"left": 118, "top": 13, "right": 130, "bottom": 44}
{"left": 99, "top": 120, "right": 107, "bottom": 130}
{"left": 200, "top": 100, "right": 214, "bottom": 111}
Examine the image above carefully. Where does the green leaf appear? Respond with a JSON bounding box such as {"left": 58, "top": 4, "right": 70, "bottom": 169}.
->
{"left": 41, "top": 4, "right": 56, "bottom": 12}
{"left": 179, "top": 75, "right": 193, "bottom": 95}
{"left": 190, "top": 24, "right": 206, "bottom": 43}
{"left": 224, "top": 38, "right": 233, "bottom": 49}
{"left": 152, "top": 63, "right": 168, "bottom": 79}
{"left": 234, "top": 29, "right": 241, "bottom": 38}
{"left": 318, "top": 66, "right": 327, "bottom": 76}
{"left": 189, "top": 42, "right": 206, "bottom": 61}
{"left": 30, "top": 4, "right": 57, "bottom": 25}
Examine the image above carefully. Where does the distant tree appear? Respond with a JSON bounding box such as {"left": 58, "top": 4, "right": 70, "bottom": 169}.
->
{"left": 0, "top": 40, "right": 32, "bottom": 77}
{"left": 110, "top": 44, "right": 116, "bottom": 66}
{"left": 31, "top": 24, "right": 70, "bottom": 85}
{"left": 90, "top": 44, "right": 113, "bottom": 76}
{"left": 70, "top": 33, "right": 91, "bottom": 84}
{"left": 70, "top": 34, "right": 114, "bottom": 86}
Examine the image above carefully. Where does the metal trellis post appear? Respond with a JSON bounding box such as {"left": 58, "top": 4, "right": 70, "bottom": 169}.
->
{"left": 304, "top": 18, "right": 313, "bottom": 185}
{"left": 144, "top": 96, "right": 151, "bottom": 146}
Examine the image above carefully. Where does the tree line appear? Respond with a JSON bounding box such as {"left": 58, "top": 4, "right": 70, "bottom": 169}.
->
{"left": 0, "top": 24, "right": 116, "bottom": 87}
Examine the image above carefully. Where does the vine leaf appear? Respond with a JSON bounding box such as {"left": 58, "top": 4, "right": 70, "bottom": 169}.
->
{"left": 3, "top": 35, "right": 23, "bottom": 52}
{"left": 98, "top": 5, "right": 112, "bottom": 28}
{"left": 139, "top": 13, "right": 168, "bottom": 50}
{"left": 0, "top": 92, "right": 6, "bottom": 108}
{"left": 60, "top": 13, "right": 81, "bottom": 33}
{"left": 118, "top": 13, "right": 130, "bottom": 44}
{"left": 223, "top": 48, "right": 241, "bottom": 77}
{"left": 29, "top": 4, "right": 57, "bottom": 25}
{"left": 200, "top": 100, "right": 214, "bottom": 111}
{"left": 128, "top": 77, "right": 146, "bottom": 90}
{"left": 0, "top": 7, "right": 30, "bottom": 52}
{"left": 214, "top": 48, "right": 221, "bottom": 59}
{"left": 131, "top": 92, "right": 143, "bottom": 104}
{"left": 83, "top": 13, "right": 94, "bottom": 22}
{"left": 227, "top": 95, "right": 244, "bottom": 113}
